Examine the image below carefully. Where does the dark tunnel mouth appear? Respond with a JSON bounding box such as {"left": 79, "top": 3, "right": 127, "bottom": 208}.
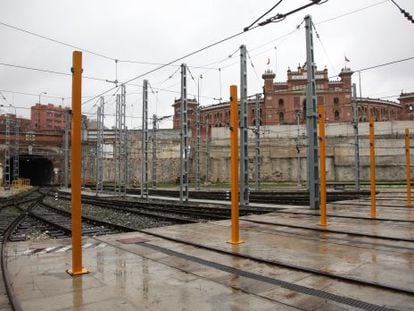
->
{"left": 11, "top": 154, "right": 54, "bottom": 186}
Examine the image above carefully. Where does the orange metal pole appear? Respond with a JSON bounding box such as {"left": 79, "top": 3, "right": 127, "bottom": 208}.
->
{"left": 369, "top": 116, "right": 376, "bottom": 218}
{"left": 318, "top": 105, "right": 327, "bottom": 226}
{"left": 228, "top": 85, "right": 243, "bottom": 245}
{"left": 67, "top": 51, "right": 88, "bottom": 276}
{"left": 405, "top": 128, "right": 412, "bottom": 208}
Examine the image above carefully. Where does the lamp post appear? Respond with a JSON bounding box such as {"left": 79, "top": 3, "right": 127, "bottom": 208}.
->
{"left": 38, "top": 91, "right": 47, "bottom": 104}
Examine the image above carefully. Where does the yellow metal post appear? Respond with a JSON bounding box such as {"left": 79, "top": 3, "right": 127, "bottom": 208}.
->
{"left": 67, "top": 51, "right": 88, "bottom": 276}
{"left": 228, "top": 85, "right": 243, "bottom": 245}
{"left": 369, "top": 116, "right": 376, "bottom": 219}
{"left": 405, "top": 128, "right": 412, "bottom": 208}
{"left": 318, "top": 105, "right": 327, "bottom": 227}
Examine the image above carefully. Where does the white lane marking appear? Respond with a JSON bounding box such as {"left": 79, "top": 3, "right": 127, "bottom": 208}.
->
{"left": 82, "top": 243, "right": 93, "bottom": 249}
{"left": 56, "top": 245, "right": 72, "bottom": 253}
{"left": 22, "top": 249, "right": 35, "bottom": 255}
{"left": 38, "top": 246, "right": 59, "bottom": 255}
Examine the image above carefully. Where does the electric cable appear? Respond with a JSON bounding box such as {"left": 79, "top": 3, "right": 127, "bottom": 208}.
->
{"left": 0, "top": 61, "right": 109, "bottom": 82}
{"left": 83, "top": 1, "right": 330, "bottom": 106}
{"left": 244, "top": 0, "right": 284, "bottom": 32}
{"left": 390, "top": 0, "right": 414, "bottom": 24}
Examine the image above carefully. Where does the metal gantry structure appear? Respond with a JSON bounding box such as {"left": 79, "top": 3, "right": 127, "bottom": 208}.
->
{"left": 305, "top": 15, "right": 320, "bottom": 210}
{"left": 152, "top": 114, "right": 157, "bottom": 189}
{"left": 195, "top": 106, "right": 201, "bottom": 190}
{"left": 295, "top": 111, "right": 302, "bottom": 188}
{"left": 81, "top": 115, "right": 87, "bottom": 188}
{"left": 95, "top": 96, "right": 105, "bottom": 194}
{"left": 352, "top": 83, "right": 361, "bottom": 191}
{"left": 179, "top": 63, "right": 189, "bottom": 203}
{"left": 141, "top": 80, "right": 149, "bottom": 199}
{"left": 239, "top": 45, "right": 249, "bottom": 207}
{"left": 13, "top": 120, "right": 19, "bottom": 183}
{"left": 64, "top": 109, "right": 70, "bottom": 188}
{"left": 115, "top": 85, "right": 128, "bottom": 195}
{"left": 3, "top": 114, "right": 10, "bottom": 190}
{"left": 254, "top": 94, "right": 261, "bottom": 191}
{"left": 150, "top": 114, "right": 172, "bottom": 189}
{"left": 205, "top": 120, "right": 209, "bottom": 184}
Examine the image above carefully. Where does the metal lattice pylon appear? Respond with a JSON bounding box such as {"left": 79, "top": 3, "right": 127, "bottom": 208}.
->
{"left": 305, "top": 15, "right": 320, "bottom": 210}
{"left": 4, "top": 114, "right": 10, "bottom": 190}
{"left": 141, "top": 80, "right": 149, "bottom": 198}
{"left": 96, "top": 96, "right": 105, "bottom": 194}
{"left": 195, "top": 106, "right": 201, "bottom": 190}
{"left": 64, "top": 109, "right": 70, "bottom": 188}
{"left": 239, "top": 45, "right": 249, "bottom": 207}
{"left": 352, "top": 83, "right": 361, "bottom": 191}
{"left": 13, "top": 120, "right": 19, "bottom": 183}
{"left": 115, "top": 85, "right": 127, "bottom": 195}
{"left": 180, "top": 63, "right": 189, "bottom": 203}
{"left": 152, "top": 114, "right": 157, "bottom": 189}
{"left": 254, "top": 94, "right": 261, "bottom": 191}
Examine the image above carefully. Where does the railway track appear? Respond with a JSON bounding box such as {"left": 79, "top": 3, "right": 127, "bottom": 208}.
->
{"left": 48, "top": 189, "right": 277, "bottom": 222}
{"left": 0, "top": 189, "right": 138, "bottom": 310}
{"left": 84, "top": 184, "right": 371, "bottom": 205}
{"left": 2, "top": 188, "right": 412, "bottom": 310}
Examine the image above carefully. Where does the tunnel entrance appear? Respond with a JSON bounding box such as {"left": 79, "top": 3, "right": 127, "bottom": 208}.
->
{"left": 12, "top": 154, "right": 54, "bottom": 186}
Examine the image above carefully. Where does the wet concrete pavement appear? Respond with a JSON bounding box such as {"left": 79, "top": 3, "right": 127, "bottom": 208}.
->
{"left": 4, "top": 194, "right": 414, "bottom": 310}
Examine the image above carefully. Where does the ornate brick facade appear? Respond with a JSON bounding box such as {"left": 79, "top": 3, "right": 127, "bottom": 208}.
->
{"left": 172, "top": 65, "right": 413, "bottom": 136}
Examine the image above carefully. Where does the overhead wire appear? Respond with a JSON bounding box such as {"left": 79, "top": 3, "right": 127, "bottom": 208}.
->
{"left": 0, "top": 61, "right": 109, "bottom": 83}
{"left": 0, "top": 20, "right": 218, "bottom": 70}
{"left": 82, "top": 1, "right": 328, "bottom": 106}
{"left": 192, "top": 0, "right": 389, "bottom": 75}
{"left": 355, "top": 56, "right": 414, "bottom": 73}
{"left": 244, "top": 0, "right": 284, "bottom": 32}
{"left": 311, "top": 22, "right": 338, "bottom": 74}
{"left": 315, "top": 0, "right": 389, "bottom": 25}
{"left": 246, "top": 49, "right": 262, "bottom": 86}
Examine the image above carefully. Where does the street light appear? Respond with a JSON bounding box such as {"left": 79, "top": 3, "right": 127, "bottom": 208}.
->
{"left": 38, "top": 91, "right": 47, "bottom": 104}
{"left": 197, "top": 74, "right": 203, "bottom": 105}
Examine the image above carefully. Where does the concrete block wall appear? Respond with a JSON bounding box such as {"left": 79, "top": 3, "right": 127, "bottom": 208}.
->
{"left": 82, "top": 121, "right": 414, "bottom": 185}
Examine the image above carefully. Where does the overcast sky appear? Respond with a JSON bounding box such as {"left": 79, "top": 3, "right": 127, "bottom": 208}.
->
{"left": 0, "top": 0, "right": 413, "bottom": 128}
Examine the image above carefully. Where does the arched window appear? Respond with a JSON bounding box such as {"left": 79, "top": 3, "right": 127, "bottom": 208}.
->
{"left": 334, "top": 97, "right": 339, "bottom": 106}
{"left": 279, "top": 112, "right": 284, "bottom": 123}
{"left": 334, "top": 110, "right": 340, "bottom": 121}
{"left": 278, "top": 99, "right": 284, "bottom": 109}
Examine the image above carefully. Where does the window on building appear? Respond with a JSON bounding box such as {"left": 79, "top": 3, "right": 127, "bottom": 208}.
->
{"left": 46, "top": 118, "right": 52, "bottom": 122}
{"left": 334, "top": 97, "right": 339, "bottom": 106}
{"left": 278, "top": 99, "right": 284, "bottom": 109}
{"left": 279, "top": 112, "right": 284, "bottom": 123}
{"left": 294, "top": 97, "right": 300, "bottom": 109}
{"left": 334, "top": 110, "right": 340, "bottom": 121}
{"left": 302, "top": 99, "right": 307, "bottom": 117}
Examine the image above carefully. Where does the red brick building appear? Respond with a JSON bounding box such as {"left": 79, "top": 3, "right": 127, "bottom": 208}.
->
{"left": 172, "top": 65, "right": 413, "bottom": 135}
{"left": 397, "top": 92, "right": 414, "bottom": 120}
{"left": 0, "top": 114, "right": 31, "bottom": 132}
{"left": 31, "top": 103, "right": 68, "bottom": 130}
